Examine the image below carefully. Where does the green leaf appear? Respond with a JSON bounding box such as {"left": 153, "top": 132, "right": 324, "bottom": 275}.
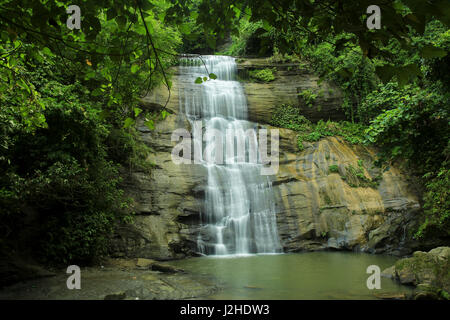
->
{"left": 91, "top": 88, "right": 103, "bottom": 96}
{"left": 141, "top": 1, "right": 155, "bottom": 11}
{"left": 195, "top": 77, "right": 203, "bottom": 84}
{"left": 262, "top": 20, "right": 271, "bottom": 31}
{"left": 134, "top": 107, "right": 143, "bottom": 117}
{"left": 116, "top": 16, "right": 127, "bottom": 29}
{"left": 179, "top": 24, "right": 191, "bottom": 35}
{"left": 145, "top": 119, "right": 155, "bottom": 130}
{"left": 161, "top": 110, "right": 169, "bottom": 119}
{"left": 209, "top": 73, "right": 217, "bottom": 80}
{"left": 131, "top": 64, "right": 139, "bottom": 73}
{"left": 41, "top": 47, "right": 53, "bottom": 56}
{"left": 123, "top": 117, "right": 134, "bottom": 129}
{"left": 206, "top": 36, "right": 216, "bottom": 49}
{"left": 420, "top": 45, "right": 448, "bottom": 59}
{"left": 375, "top": 65, "right": 396, "bottom": 83}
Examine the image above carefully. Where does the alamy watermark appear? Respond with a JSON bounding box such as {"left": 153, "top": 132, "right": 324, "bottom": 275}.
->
{"left": 366, "top": 265, "right": 381, "bottom": 289}
{"left": 171, "top": 121, "right": 279, "bottom": 175}
{"left": 66, "top": 5, "right": 81, "bottom": 30}
{"left": 66, "top": 265, "right": 81, "bottom": 289}
{"left": 366, "top": 5, "right": 381, "bottom": 30}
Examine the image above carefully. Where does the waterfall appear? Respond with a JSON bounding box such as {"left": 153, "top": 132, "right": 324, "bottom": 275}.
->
{"left": 179, "top": 55, "right": 282, "bottom": 256}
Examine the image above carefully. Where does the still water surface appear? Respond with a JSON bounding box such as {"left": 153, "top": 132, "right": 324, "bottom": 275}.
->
{"left": 169, "top": 252, "right": 414, "bottom": 299}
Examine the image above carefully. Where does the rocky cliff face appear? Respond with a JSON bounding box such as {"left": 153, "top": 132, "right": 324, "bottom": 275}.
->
{"left": 269, "top": 128, "right": 422, "bottom": 256}
{"left": 110, "top": 60, "right": 427, "bottom": 260}
{"left": 237, "top": 58, "right": 346, "bottom": 124}
{"left": 109, "top": 110, "right": 205, "bottom": 260}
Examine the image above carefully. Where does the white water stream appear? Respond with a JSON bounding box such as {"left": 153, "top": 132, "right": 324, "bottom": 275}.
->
{"left": 179, "top": 55, "right": 282, "bottom": 256}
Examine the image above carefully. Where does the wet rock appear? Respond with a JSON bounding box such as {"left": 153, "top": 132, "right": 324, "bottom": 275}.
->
{"left": 151, "top": 263, "right": 184, "bottom": 274}
{"left": 395, "top": 247, "right": 450, "bottom": 291}
{"left": 385, "top": 247, "right": 450, "bottom": 299}
{"left": 271, "top": 133, "right": 422, "bottom": 254}
{"left": 0, "top": 257, "right": 56, "bottom": 287}
{"left": 236, "top": 58, "right": 345, "bottom": 124}
{"left": 373, "top": 292, "right": 406, "bottom": 300}
{"left": 0, "top": 265, "right": 218, "bottom": 300}
{"left": 108, "top": 111, "right": 206, "bottom": 260}
{"left": 381, "top": 266, "right": 396, "bottom": 279}
{"left": 413, "top": 284, "right": 441, "bottom": 300}
{"left": 136, "top": 258, "right": 155, "bottom": 269}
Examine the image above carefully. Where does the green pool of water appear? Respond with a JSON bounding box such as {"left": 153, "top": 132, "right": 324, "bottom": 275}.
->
{"left": 169, "top": 252, "right": 414, "bottom": 299}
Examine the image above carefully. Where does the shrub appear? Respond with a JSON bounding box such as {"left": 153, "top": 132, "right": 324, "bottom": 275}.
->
{"left": 271, "top": 104, "right": 367, "bottom": 151}
{"left": 249, "top": 68, "right": 276, "bottom": 82}
{"left": 298, "top": 89, "right": 318, "bottom": 107}
{"left": 328, "top": 165, "right": 339, "bottom": 173}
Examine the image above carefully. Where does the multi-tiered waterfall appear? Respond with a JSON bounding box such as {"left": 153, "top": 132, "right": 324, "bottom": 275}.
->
{"left": 179, "top": 55, "right": 281, "bottom": 256}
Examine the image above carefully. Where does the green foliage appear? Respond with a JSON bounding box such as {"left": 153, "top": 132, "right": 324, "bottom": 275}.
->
{"left": 440, "top": 289, "right": 450, "bottom": 300}
{"left": 341, "top": 163, "right": 381, "bottom": 189}
{"left": 300, "top": 37, "right": 378, "bottom": 122}
{"left": 218, "top": 19, "right": 274, "bottom": 57}
{"left": 298, "top": 89, "right": 317, "bottom": 107}
{"left": 168, "top": 0, "right": 450, "bottom": 83}
{"left": 328, "top": 165, "right": 339, "bottom": 174}
{"left": 271, "top": 104, "right": 367, "bottom": 151}
{"left": 364, "top": 83, "right": 449, "bottom": 175}
{"left": 415, "top": 163, "right": 450, "bottom": 239}
{"left": 267, "top": 47, "right": 303, "bottom": 64}
{"left": 249, "top": 68, "right": 275, "bottom": 82}
{"left": 194, "top": 73, "right": 218, "bottom": 84}
{"left": 0, "top": 0, "right": 182, "bottom": 130}
{"left": 0, "top": 101, "right": 136, "bottom": 264}
{"left": 271, "top": 104, "right": 310, "bottom": 131}
{"left": 0, "top": 3, "right": 183, "bottom": 263}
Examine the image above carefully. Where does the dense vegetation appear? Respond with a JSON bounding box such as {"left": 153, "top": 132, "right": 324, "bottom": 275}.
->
{"left": 0, "top": 0, "right": 449, "bottom": 265}
{"left": 0, "top": 0, "right": 182, "bottom": 265}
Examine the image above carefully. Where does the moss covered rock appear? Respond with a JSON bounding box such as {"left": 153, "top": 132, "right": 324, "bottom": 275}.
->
{"left": 394, "top": 247, "right": 450, "bottom": 299}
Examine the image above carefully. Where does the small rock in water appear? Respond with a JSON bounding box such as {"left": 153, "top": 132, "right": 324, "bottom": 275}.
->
{"left": 151, "top": 263, "right": 183, "bottom": 273}
{"left": 381, "top": 266, "right": 396, "bottom": 279}
{"left": 373, "top": 292, "right": 406, "bottom": 300}
{"left": 136, "top": 258, "right": 155, "bottom": 269}
{"left": 244, "top": 285, "right": 262, "bottom": 290}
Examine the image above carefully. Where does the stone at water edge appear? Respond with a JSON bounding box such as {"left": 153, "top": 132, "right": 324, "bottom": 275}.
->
{"left": 373, "top": 292, "right": 406, "bottom": 300}
{"left": 151, "top": 263, "right": 184, "bottom": 274}
{"left": 391, "top": 246, "right": 450, "bottom": 299}
{"left": 136, "top": 258, "right": 155, "bottom": 269}
{"left": 381, "top": 265, "right": 396, "bottom": 279}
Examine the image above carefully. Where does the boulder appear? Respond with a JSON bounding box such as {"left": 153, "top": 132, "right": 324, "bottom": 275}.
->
{"left": 394, "top": 247, "right": 450, "bottom": 293}
{"left": 381, "top": 266, "right": 396, "bottom": 279}
{"left": 136, "top": 258, "right": 155, "bottom": 269}
{"left": 151, "top": 263, "right": 184, "bottom": 274}
{"left": 383, "top": 247, "right": 450, "bottom": 299}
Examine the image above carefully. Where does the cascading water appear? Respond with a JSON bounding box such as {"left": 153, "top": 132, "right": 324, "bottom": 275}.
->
{"left": 179, "top": 55, "right": 282, "bottom": 256}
